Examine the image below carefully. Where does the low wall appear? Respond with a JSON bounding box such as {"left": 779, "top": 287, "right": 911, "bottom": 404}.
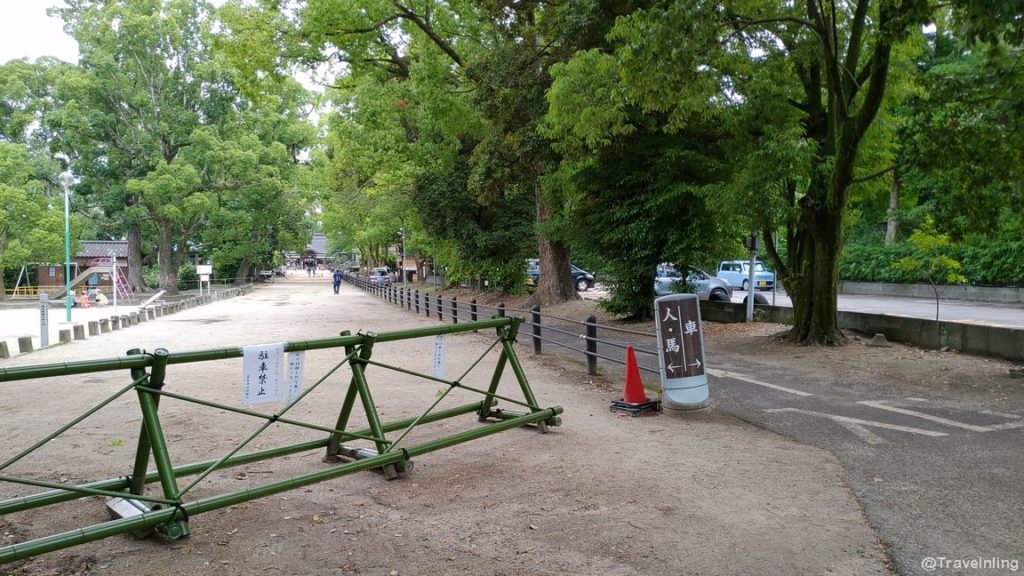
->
{"left": 840, "top": 281, "right": 1024, "bottom": 304}
{"left": 699, "top": 300, "right": 1024, "bottom": 362}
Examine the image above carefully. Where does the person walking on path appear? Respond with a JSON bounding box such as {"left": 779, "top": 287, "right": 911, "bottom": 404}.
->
{"left": 332, "top": 269, "right": 342, "bottom": 294}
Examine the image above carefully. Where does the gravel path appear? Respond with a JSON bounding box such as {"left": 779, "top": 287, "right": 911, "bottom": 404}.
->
{"left": 0, "top": 279, "right": 890, "bottom": 575}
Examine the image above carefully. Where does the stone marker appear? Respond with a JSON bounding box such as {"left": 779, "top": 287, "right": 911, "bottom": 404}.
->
{"left": 0, "top": 341, "right": 10, "bottom": 359}
{"left": 59, "top": 329, "right": 72, "bottom": 343}
{"left": 88, "top": 321, "right": 99, "bottom": 336}
{"left": 18, "top": 336, "right": 33, "bottom": 353}
{"left": 73, "top": 325, "right": 86, "bottom": 340}
{"left": 867, "top": 333, "right": 891, "bottom": 347}
{"left": 99, "top": 318, "right": 110, "bottom": 333}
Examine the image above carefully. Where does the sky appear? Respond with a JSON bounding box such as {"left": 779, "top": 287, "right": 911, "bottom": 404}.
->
{"left": 0, "top": 2, "right": 79, "bottom": 64}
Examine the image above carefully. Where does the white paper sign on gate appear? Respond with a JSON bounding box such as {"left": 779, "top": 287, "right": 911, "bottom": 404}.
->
{"left": 242, "top": 343, "right": 284, "bottom": 405}
{"left": 286, "top": 351, "right": 305, "bottom": 402}
{"left": 432, "top": 335, "right": 446, "bottom": 380}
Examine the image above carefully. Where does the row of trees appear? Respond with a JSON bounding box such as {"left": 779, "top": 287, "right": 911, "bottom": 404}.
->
{"left": 1, "top": 0, "right": 318, "bottom": 299}
{"left": 217, "top": 0, "right": 1021, "bottom": 344}
{"left": 2, "top": 0, "right": 1021, "bottom": 346}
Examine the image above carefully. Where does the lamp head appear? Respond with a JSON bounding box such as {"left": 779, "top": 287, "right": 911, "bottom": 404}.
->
{"left": 58, "top": 171, "right": 75, "bottom": 189}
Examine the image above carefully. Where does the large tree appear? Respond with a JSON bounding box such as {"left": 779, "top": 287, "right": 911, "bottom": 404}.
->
{"left": 0, "top": 142, "right": 67, "bottom": 300}
{"left": 52, "top": 0, "right": 315, "bottom": 294}
{"left": 220, "top": 0, "right": 591, "bottom": 300}
{"left": 559, "top": 0, "right": 1023, "bottom": 343}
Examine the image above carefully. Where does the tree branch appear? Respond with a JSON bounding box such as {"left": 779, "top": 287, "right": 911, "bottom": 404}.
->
{"left": 850, "top": 163, "right": 898, "bottom": 184}
{"left": 392, "top": 1, "right": 464, "bottom": 67}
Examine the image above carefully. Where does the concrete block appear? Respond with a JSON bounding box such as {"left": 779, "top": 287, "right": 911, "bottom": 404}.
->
{"left": 867, "top": 333, "right": 890, "bottom": 347}
{"left": 73, "top": 324, "right": 86, "bottom": 340}
{"left": 129, "top": 313, "right": 139, "bottom": 325}
{"left": 88, "top": 321, "right": 100, "bottom": 336}
{"left": 99, "top": 318, "right": 110, "bottom": 333}
{"left": 120, "top": 315, "right": 130, "bottom": 328}
{"left": 18, "top": 336, "right": 33, "bottom": 353}
{"left": 0, "top": 341, "right": 10, "bottom": 359}
{"left": 963, "top": 324, "right": 990, "bottom": 356}
{"left": 988, "top": 327, "right": 1018, "bottom": 360}
{"left": 111, "top": 316, "right": 121, "bottom": 330}
{"left": 137, "top": 311, "right": 146, "bottom": 323}
{"left": 59, "top": 329, "right": 72, "bottom": 343}
{"left": 942, "top": 322, "right": 964, "bottom": 350}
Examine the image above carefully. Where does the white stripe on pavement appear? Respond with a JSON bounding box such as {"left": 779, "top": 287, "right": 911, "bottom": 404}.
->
{"left": 858, "top": 400, "right": 992, "bottom": 432}
{"left": 708, "top": 369, "right": 813, "bottom": 397}
{"left": 766, "top": 408, "right": 949, "bottom": 437}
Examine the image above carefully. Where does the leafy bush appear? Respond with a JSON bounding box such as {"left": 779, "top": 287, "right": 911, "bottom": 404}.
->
{"left": 841, "top": 236, "right": 1024, "bottom": 286}
{"left": 141, "top": 263, "right": 199, "bottom": 291}
{"left": 142, "top": 265, "right": 160, "bottom": 289}
{"left": 177, "top": 263, "right": 198, "bottom": 291}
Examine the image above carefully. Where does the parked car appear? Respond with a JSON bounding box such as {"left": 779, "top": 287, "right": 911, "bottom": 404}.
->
{"left": 654, "top": 264, "right": 733, "bottom": 301}
{"left": 716, "top": 260, "right": 775, "bottom": 291}
{"left": 368, "top": 267, "right": 391, "bottom": 286}
{"left": 525, "top": 259, "right": 596, "bottom": 292}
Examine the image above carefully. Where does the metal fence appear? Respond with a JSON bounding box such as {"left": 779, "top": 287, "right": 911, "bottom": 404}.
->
{"left": 345, "top": 274, "right": 663, "bottom": 378}
{"left": 0, "top": 317, "right": 561, "bottom": 563}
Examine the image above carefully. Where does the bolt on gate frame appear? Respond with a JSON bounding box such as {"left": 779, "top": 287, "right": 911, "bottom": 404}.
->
{"left": 0, "top": 317, "right": 562, "bottom": 563}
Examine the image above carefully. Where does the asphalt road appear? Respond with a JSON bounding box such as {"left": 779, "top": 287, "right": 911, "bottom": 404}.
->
{"left": 580, "top": 285, "right": 1024, "bottom": 329}
{"left": 705, "top": 355, "right": 1024, "bottom": 576}
{"left": 560, "top": 287, "right": 1024, "bottom": 576}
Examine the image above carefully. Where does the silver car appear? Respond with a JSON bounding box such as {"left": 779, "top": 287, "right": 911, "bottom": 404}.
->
{"left": 654, "top": 264, "right": 733, "bottom": 301}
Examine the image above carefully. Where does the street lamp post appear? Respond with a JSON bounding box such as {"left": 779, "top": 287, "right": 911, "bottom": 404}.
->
{"left": 400, "top": 228, "right": 406, "bottom": 290}
{"left": 59, "top": 172, "right": 75, "bottom": 322}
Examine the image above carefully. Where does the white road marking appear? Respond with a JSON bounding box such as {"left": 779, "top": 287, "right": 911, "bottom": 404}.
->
{"left": 766, "top": 408, "right": 949, "bottom": 437}
{"left": 859, "top": 400, "right": 993, "bottom": 432}
{"left": 984, "top": 420, "right": 1024, "bottom": 431}
{"left": 838, "top": 422, "right": 887, "bottom": 445}
{"left": 708, "top": 369, "right": 813, "bottom": 397}
{"left": 978, "top": 410, "right": 1023, "bottom": 420}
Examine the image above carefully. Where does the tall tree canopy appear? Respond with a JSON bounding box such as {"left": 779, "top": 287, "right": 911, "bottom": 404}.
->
{"left": 50, "top": 0, "right": 315, "bottom": 294}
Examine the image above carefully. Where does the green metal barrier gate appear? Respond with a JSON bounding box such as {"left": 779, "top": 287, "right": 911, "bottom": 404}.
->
{"left": 0, "top": 317, "right": 562, "bottom": 563}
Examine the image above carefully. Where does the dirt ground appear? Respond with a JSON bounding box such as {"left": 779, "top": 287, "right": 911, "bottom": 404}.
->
{"left": 9, "top": 280, "right": 1007, "bottom": 575}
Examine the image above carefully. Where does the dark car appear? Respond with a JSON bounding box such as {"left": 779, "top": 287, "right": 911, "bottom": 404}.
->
{"left": 526, "top": 259, "right": 596, "bottom": 292}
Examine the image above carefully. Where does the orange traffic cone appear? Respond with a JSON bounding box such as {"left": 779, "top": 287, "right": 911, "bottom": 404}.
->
{"left": 623, "top": 345, "right": 649, "bottom": 403}
{"left": 610, "top": 345, "right": 660, "bottom": 416}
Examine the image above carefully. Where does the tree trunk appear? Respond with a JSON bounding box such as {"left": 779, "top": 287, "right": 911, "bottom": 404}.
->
{"left": 0, "top": 236, "right": 7, "bottom": 301}
{"left": 156, "top": 219, "right": 179, "bottom": 296}
{"left": 885, "top": 168, "right": 900, "bottom": 245}
{"left": 532, "top": 184, "right": 576, "bottom": 305}
{"left": 127, "top": 223, "right": 144, "bottom": 292}
{"left": 788, "top": 178, "right": 847, "bottom": 345}
{"left": 235, "top": 258, "right": 254, "bottom": 285}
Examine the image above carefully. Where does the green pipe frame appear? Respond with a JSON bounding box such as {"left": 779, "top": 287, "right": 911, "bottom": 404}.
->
{"left": 0, "top": 317, "right": 562, "bottom": 564}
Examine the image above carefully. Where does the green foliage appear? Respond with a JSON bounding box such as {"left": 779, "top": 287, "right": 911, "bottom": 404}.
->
{"left": 177, "top": 263, "right": 198, "bottom": 291}
{"left": 142, "top": 265, "right": 160, "bottom": 290}
{"left": 569, "top": 128, "right": 729, "bottom": 319}
{"left": 842, "top": 232, "right": 1024, "bottom": 287}
{"left": 0, "top": 142, "right": 67, "bottom": 288}
{"left": 893, "top": 225, "right": 967, "bottom": 286}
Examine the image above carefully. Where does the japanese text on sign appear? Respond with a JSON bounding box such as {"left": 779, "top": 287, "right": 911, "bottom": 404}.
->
{"left": 655, "top": 297, "right": 705, "bottom": 379}
{"left": 432, "top": 335, "right": 446, "bottom": 380}
{"left": 242, "top": 343, "right": 284, "bottom": 405}
{"left": 286, "top": 351, "right": 305, "bottom": 402}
